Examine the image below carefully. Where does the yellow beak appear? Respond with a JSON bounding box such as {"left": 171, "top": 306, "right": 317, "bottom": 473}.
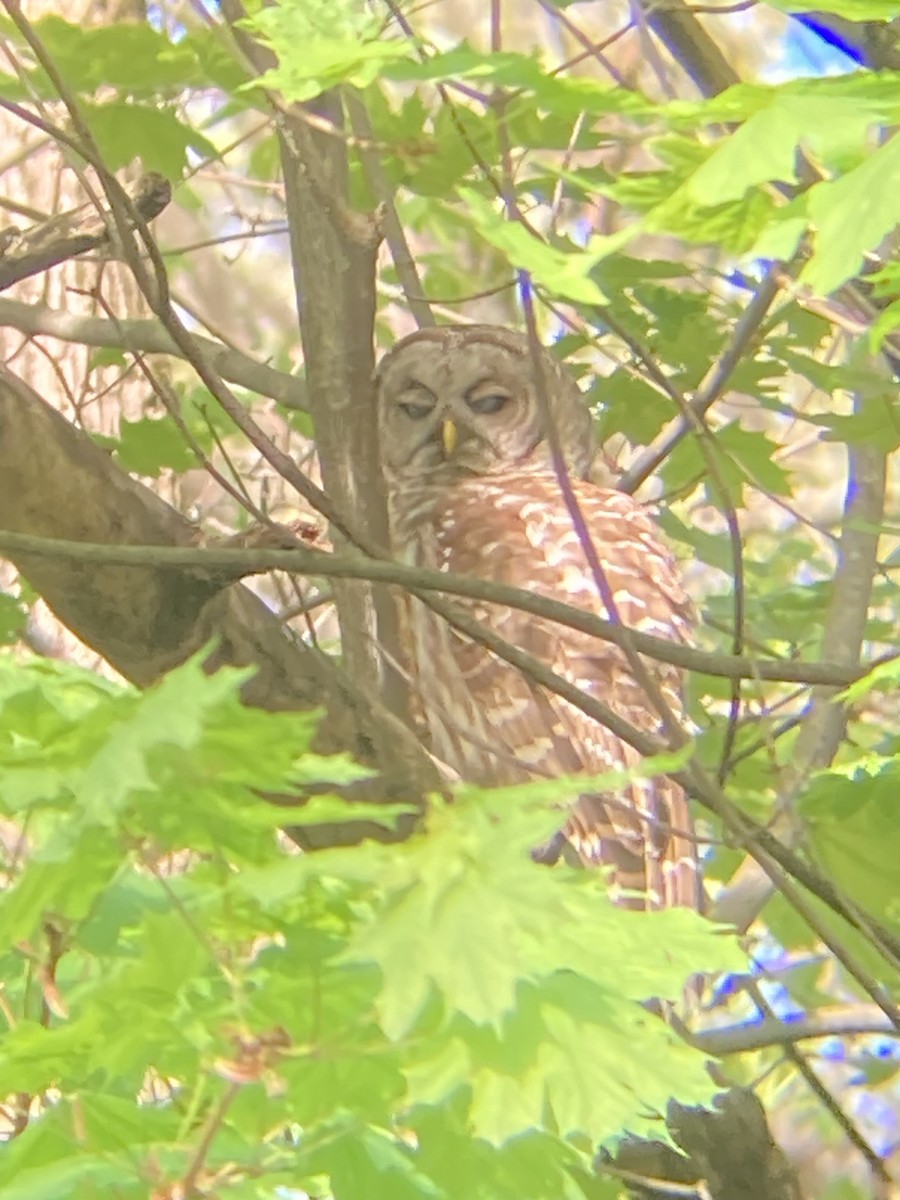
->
{"left": 441, "top": 419, "right": 457, "bottom": 456}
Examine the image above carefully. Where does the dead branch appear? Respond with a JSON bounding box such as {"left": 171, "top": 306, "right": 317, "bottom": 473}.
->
{"left": 0, "top": 171, "right": 170, "bottom": 292}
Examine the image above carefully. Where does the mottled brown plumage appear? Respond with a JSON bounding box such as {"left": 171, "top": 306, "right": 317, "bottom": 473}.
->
{"left": 376, "top": 325, "right": 699, "bottom": 911}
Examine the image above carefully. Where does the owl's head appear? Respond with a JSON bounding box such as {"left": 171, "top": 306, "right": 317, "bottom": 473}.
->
{"left": 375, "top": 325, "right": 595, "bottom": 482}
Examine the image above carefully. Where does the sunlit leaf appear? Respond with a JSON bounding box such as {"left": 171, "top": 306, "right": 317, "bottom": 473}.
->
{"left": 242, "top": 1, "right": 412, "bottom": 101}
{"left": 800, "top": 757, "right": 900, "bottom": 930}
{"left": 0, "top": 593, "right": 26, "bottom": 645}
{"left": 803, "top": 135, "right": 900, "bottom": 294}
{"left": 839, "top": 655, "right": 900, "bottom": 703}
{"left": 766, "top": 0, "right": 900, "bottom": 15}
{"left": 455, "top": 189, "right": 612, "bottom": 303}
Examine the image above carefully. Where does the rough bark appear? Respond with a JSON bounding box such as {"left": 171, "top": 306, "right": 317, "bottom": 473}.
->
{"left": 220, "top": 0, "right": 406, "bottom": 726}
{"left": 0, "top": 365, "right": 435, "bottom": 843}
{"left": 607, "top": 1090, "right": 802, "bottom": 1200}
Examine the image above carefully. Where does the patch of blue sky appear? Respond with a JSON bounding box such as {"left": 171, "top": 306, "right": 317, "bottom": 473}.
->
{"left": 762, "top": 15, "right": 866, "bottom": 83}
{"left": 819, "top": 1036, "right": 847, "bottom": 1062}
{"left": 757, "top": 976, "right": 807, "bottom": 1022}
{"left": 147, "top": 2, "right": 187, "bottom": 42}
{"left": 851, "top": 1090, "right": 900, "bottom": 1158}
{"left": 710, "top": 940, "right": 814, "bottom": 1022}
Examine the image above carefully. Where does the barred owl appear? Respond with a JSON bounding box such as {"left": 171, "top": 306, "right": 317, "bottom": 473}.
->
{"left": 376, "top": 325, "right": 699, "bottom": 911}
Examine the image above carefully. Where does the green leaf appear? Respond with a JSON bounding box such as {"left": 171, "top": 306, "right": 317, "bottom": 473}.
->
{"left": 348, "top": 789, "right": 740, "bottom": 1039}
{"left": 668, "top": 73, "right": 900, "bottom": 129}
{"left": 455, "top": 189, "right": 613, "bottom": 304}
{"left": 799, "top": 757, "right": 900, "bottom": 930}
{"left": 78, "top": 1091, "right": 180, "bottom": 1149}
{"left": 113, "top": 414, "right": 196, "bottom": 477}
{"left": 86, "top": 347, "right": 128, "bottom": 371}
{"left": 660, "top": 422, "right": 791, "bottom": 500}
{"left": 397, "top": 105, "right": 496, "bottom": 197}
{"left": 687, "top": 103, "right": 800, "bottom": 201}
{"left": 0, "top": 593, "right": 26, "bottom": 644}
{"left": 803, "top": 134, "right": 900, "bottom": 295}
{"left": 301, "top": 1116, "right": 446, "bottom": 1200}
{"left": 0, "top": 644, "right": 750, "bottom": 1188}
{"left": 257, "top": 39, "right": 413, "bottom": 101}
{"left": 0, "top": 1151, "right": 133, "bottom": 1199}
{"left": 715, "top": 424, "right": 793, "bottom": 497}
{"left": 766, "top": 0, "right": 900, "bottom": 15}
{"left": 659, "top": 511, "right": 737, "bottom": 576}
{"left": 810, "top": 401, "right": 900, "bottom": 452}
{"left": 686, "top": 94, "right": 885, "bottom": 204}
{"left": 81, "top": 101, "right": 217, "bottom": 176}
{"left": 599, "top": 372, "right": 674, "bottom": 443}
{"left": 645, "top": 187, "right": 774, "bottom": 255}
{"left": 284, "top": 795, "right": 414, "bottom": 829}
{"left": 0, "top": 831, "right": 121, "bottom": 943}
{"left": 467, "top": 976, "right": 716, "bottom": 1145}
{"left": 15, "top": 15, "right": 247, "bottom": 97}
{"left": 242, "top": 2, "right": 412, "bottom": 102}
{"left": 749, "top": 208, "right": 808, "bottom": 262}
{"left": 385, "top": 43, "right": 650, "bottom": 119}
{"left": 839, "top": 655, "right": 900, "bottom": 704}
{"left": 869, "top": 296, "right": 900, "bottom": 352}
{"left": 73, "top": 658, "right": 247, "bottom": 825}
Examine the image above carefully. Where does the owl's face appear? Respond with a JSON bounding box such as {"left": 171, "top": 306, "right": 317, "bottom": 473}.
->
{"left": 376, "top": 326, "right": 595, "bottom": 483}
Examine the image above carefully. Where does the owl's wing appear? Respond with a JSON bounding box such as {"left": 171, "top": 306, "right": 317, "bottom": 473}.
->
{"left": 527, "top": 683, "right": 700, "bottom": 911}
{"left": 432, "top": 474, "right": 700, "bottom": 911}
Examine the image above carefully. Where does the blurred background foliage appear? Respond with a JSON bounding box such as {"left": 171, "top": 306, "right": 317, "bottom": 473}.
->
{"left": 0, "top": 1, "right": 898, "bottom": 1197}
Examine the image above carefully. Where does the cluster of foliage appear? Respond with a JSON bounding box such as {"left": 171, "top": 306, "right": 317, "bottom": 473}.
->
{"left": 0, "top": 655, "right": 737, "bottom": 1197}
{"left": 0, "top": 0, "right": 898, "bottom": 1196}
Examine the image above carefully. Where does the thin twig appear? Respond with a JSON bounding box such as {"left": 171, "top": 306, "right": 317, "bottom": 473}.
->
{"left": 748, "top": 982, "right": 893, "bottom": 1192}
{"left": 619, "top": 266, "right": 785, "bottom": 495}
{"left": 179, "top": 1082, "right": 241, "bottom": 1197}
{"left": 344, "top": 89, "right": 434, "bottom": 330}
{"left": 599, "top": 305, "right": 751, "bottom": 784}
{"left": 532, "top": 0, "right": 628, "bottom": 86}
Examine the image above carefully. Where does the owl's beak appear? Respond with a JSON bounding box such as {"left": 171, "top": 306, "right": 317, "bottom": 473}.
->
{"left": 441, "top": 419, "right": 457, "bottom": 456}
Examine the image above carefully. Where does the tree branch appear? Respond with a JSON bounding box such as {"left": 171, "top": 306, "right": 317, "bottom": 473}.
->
{"left": 0, "top": 170, "right": 170, "bottom": 291}
{"left": 0, "top": 298, "right": 307, "bottom": 409}
{"left": 641, "top": 0, "right": 740, "bottom": 96}
{"left": 691, "top": 1004, "right": 900, "bottom": 1057}
{"left": 0, "top": 527, "right": 887, "bottom": 690}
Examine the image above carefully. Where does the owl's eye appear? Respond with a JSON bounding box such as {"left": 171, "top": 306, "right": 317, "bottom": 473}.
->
{"left": 399, "top": 400, "right": 434, "bottom": 420}
{"left": 467, "top": 393, "right": 509, "bottom": 416}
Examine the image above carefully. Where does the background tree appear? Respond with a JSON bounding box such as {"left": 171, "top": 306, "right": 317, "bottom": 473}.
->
{"left": 0, "top": 2, "right": 898, "bottom": 1198}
